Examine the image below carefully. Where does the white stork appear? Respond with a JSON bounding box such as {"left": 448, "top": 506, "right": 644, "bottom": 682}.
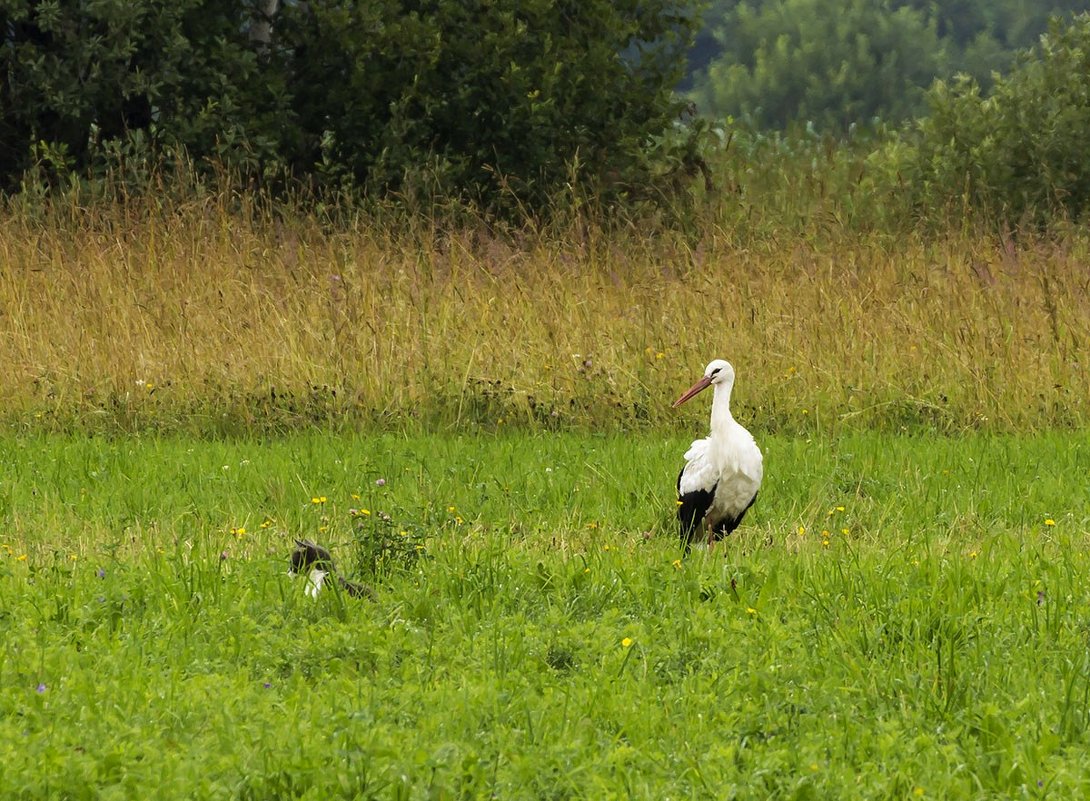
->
{"left": 672, "top": 359, "right": 763, "bottom": 548}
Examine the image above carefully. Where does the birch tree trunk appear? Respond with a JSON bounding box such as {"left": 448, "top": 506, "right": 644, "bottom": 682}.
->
{"left": 250, "top": 0, "right": 279, "bottom": 47}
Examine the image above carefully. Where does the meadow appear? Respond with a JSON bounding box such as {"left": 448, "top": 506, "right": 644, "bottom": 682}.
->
{"left": 2, "top": 431, "right": 1089, "bottom": 799}
{"left": 1, "top": 192, "right": 1090, "bottom": 799}
{"left": 0, "top": 193, "right": 1087, "bottom": 435}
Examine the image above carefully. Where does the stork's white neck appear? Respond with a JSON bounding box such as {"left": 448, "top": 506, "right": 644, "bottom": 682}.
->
{"left": 709, "top": 380, "right": 735, "bottom": 436}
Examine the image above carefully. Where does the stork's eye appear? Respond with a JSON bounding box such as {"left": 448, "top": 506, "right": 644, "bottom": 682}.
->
{"left": 710, "top": 368, "right": 721, "bottom": 377}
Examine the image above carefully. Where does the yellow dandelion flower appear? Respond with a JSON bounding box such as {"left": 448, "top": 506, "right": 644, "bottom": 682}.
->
{"left": 415, "top": 544, "right": 425, "bottom": 551}
{"left": 671, "top": 559, "right": 683, "bottom": 570}
{"left": 797, "top": 526, "right": 806, "bottom": 536}
{"left": 17, "top": 554, "right": 27, "bottom": 561}
{"left": 399, "top": 530, "right": 408, "bottom": 537}
{"left": 360, "top": 508, "right": 371, "bottom": 516}
{"left": 621, "top": 637, "right": 634, "bottom": 648}
{"left": 913, "top": 788, "right": 924, "bottom": 797}
{"left": 583, "top": 567, "right": 590, "bottom": 574}
{"left": 455, "top": 516, "right": 464, "bottom": 525}
{"left": 447, "top": 506, "right": 456, "bottom": 513}
{"left": 318, "top": 525, "right": 328, "bottom": 533}
{"left": 656, "top": 352, "right": 664, "bottom": 360}
{"left": 351, "top": 493, "right": 361, "bottom": 500}
{"left": 841, "top": 528, "right": 849, "bottom": 535}
{"left": 746, "top": 607, "right": 757, "bottom": 615}
{"left": 969, "top": 551, "right": 978, "bottom": 559}
{"left": 69, "top": 554, "right": 77, "bottom": 561}
{"left": 311, "top": 496, "right": 327, "bottom": 505}
{"left": 836, "top": 505, "right": 845, "bottom": 512}
{"left": 260, "top": 519, "right": 273, "bottom": 529}
{"left": 1045, "top": 518, "right": 1056, "bottom": 526}
{"left": 822, "top": 539, "right": 830, "bottom": 548}
{"left": 231, "top": 527, "right": 246, "bottom": 537}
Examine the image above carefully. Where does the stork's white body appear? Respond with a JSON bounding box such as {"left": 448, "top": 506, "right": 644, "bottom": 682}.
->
{"left": 679, "top": 426, "right": 763, "bottom": 532}
{"left": 674, "top": 360, "right": 763, "bottom": 544}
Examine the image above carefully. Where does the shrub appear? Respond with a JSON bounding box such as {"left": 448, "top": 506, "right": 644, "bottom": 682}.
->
{"left": 894, "top": 13, "right": 1090, "bottom": 225}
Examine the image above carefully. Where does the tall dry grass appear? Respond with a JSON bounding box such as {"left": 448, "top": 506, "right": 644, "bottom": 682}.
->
{"left": 0, "top": 193, "right": 1087, "bottom": 433}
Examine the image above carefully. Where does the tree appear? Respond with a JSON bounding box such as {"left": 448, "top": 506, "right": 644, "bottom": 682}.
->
{"left": 896, "top": 0, "right": 1090, "bottom": 90}
{"left": 686, "top": 0, "right": 1090, "bottom": 131}
{"left": 0, "top": 0, "right": 702, "bottom": 216}
{"left": 272, "top": 0, "right": 700, "bottom": 211}
{"left": 0, "top": 0, "right": 283, "bottom": 188}
{"left": 894, "top": 13, "right": 1090, "bottom": 224}
{"left": 690, "top": 0, "right": 944, "bottom": 131}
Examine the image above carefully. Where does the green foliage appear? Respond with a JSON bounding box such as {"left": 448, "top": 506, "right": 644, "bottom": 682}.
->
{"left": 692, "top": 0, "right": 944, "bottom": 131}
{"left": 893, "top": 13, "right": 1090, "bottom": 225}
{"left": 0, "top": 0, "right": 283, "bottom": 188}
{"left": 898, "top": 0, "right": 1090, "bottom": 88}
{"left": 707, "top": 122, "right": 911, "bottom": 231}
{"left": 689, "top": 0, "right": 1090, "bottom": 131}
{"left": 1, "top": 431, "right": 1089, "bottom": 797}
{"left": 275, "top": 0, "right": 700, "bottom": 212}
{"left": 0, "top": 0, "right": 702, "bottom": 216}
{"left": 349, "top": 506, "right": 431, "bottom": 580}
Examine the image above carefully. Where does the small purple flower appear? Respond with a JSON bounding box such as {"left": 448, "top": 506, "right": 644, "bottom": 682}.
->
{"left": 1037, "top": 590, "right": 1046, "bottom": 606}
{"left": 35, "top": 683, "right": 46, "bottom": 694}
{"left": 375, "top": 478, "right": 386, "bottom": 486}
{"left": 96, "top": 567, "right": 106, "bottom": 579}
{"left": 220, "top": 551, "right": 229, "bottom": 561}
{"left": 1038, "top": 780, "right": 1045, "bottom": 788}
{"left": 263, "top": 682, "right": 272, "bottom": 689}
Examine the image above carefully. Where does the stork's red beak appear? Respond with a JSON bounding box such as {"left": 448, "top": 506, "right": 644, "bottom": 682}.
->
{"left": 672, "top": 375, "right": 712, "bottom": 408}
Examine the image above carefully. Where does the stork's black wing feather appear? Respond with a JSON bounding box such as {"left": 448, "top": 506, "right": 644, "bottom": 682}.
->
{"left": 710, "top": 491, "right": 759, "bottom": 539}
{"left": 677, "top": 467, "right": 716, "bottom": 547}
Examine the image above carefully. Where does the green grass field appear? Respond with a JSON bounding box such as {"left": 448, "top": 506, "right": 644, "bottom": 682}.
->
{"left": 2, "top": 431, "right": 1088, "bottom": 799}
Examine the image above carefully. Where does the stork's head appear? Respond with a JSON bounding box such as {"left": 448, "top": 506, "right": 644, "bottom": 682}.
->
{"left": 672, "top": 359, "right": 734, "bottom": 407}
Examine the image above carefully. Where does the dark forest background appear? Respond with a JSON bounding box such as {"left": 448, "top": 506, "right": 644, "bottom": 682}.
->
{"left": 3, "top": 1, "right": 1090, "bottom": 225}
